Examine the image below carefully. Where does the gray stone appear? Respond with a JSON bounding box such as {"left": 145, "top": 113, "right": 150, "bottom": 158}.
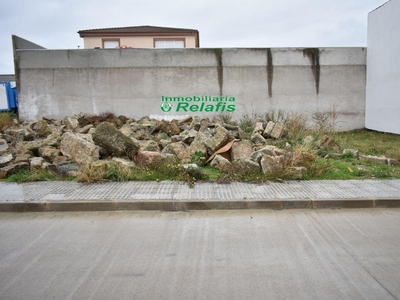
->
{"left": 138, "top": 140, "right": 160, "bottom": 152}
{"left": 161, "top": 142, "right": 191, "bottom": 162}
{"left": 210, "top": 154, "right": 233, "bottom": 172}
{"left": 289, "top": 167, "right": 307, "bottom": 180}
{"left": 190, "top": 116, "right": 202, "bottom": 131}
{"left": 231, "top": 140, "right": 254, "bottom": 161}
{"left": 182, "top": 129, "right": 198, "bottom": 145}
{"left": 32, "top": 120, "right": 49, "bottom": 136}
{"left": 0, "top": 139, "right": 9, "bottom": 154}
{"left": 60, "top": 132, "right": 99, "bottom": 168}
{"left": 30, "top": 157, "right": 45, "bottom": 170}
{"left": 0, "top": 153, "right": 13, "bottom": 167}
{"left": 181, "top": 163, "right": 199, "bottom": 170}
{"left": 112, "top": 157, "right": 136, "bottom": 169}
{"left": 119, "top": 123, "right": 135, "bottom": 137}
{"left": 248, "top": 146, "right": 282, "bottom": 163}
{"left": 204, "top": 125, "right": 230, "bottom": 153}
{"left": 188, "top": 131, "right": 212, "bottom": 155}
{"left": 260, "top": 155, "right": 283, "bottom": 175}
{"left": 171, "top": 135, "right": 185, "bottom": 143}
{"left": 270, "top": 123, "right": 285, "bottom": 139}
{"left": 232, "top": 158, "right": 261, "bottom": 173}
{"left": 14, "top": 153, "right": 32, "bottom": 163}
{"left": 253, "top": 122, "right": 264, "bottom": 134}
{"left": 136, "top": 151, "right": 162, "bottom": 168}
{"left": 251, "top": 133, "right": 266, "bottom": 145}
{"left": 360, "top": 154, "right": 388, "bottom": 164}
{"left": 39, "top": 147, "right": 61, "bottom": 163}
{"left": 63, "top": 116, "right": 79, "bottom": 130}
{"left": 157, "top": 120, "right": 181, "bottom": 136}
{"left": 263, "top": 121, "right": 275, "bottom": 137}
{"left": 92, "top": 122, "right": 139, "bottom": 159}
{"left": 48, "top": 161, "right": 82, "bottom": 176}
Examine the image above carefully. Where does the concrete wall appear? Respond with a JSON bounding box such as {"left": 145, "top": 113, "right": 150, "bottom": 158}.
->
{"left": 366, "top": 0, "right": 400, "bottom": 134}
{"left": 83, "top": 35, "right": 197, "bottom": 49}
{"left": 15, "top": 46, "right": 366, "bottom": 131}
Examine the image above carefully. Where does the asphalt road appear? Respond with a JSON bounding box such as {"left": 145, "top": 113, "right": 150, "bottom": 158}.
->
{"left": 1, "top": 209, "right": 400, "bottom": 300}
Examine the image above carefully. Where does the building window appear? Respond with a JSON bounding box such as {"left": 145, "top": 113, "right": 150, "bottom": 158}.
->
{"left": 102, "top": 39, "right": 120, "bottom": 49}
{"left": 154, "top": 39, "right": 185, "bottom": 48}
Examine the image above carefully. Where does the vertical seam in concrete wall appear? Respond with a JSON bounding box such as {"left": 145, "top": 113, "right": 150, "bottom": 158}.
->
{"left": 303, "top": 48, "right": 320, "bottom": 95}
{"left": 215, "top": 49, "right": 223, "bottom": 96}
{"left": 267, "top": 48, "right": 273, "bottom": 98}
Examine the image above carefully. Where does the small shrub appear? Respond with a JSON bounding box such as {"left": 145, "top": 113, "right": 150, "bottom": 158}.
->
{"left": 190, "top": 151, "right": 206, "bottom": 166}
{"left": 311, "top": 105, "right": 338, "bottom": 134}
{"left": 238, "top": 112, "right": 256, "bottom": 134}
{"left": 265, "top": 109, "right": 288, "bottom": 123}
{"left": 0, "top": 112, "right": 15, "bottom": 132}
{"left": 218, "top": 112, "right": 235, "bottom": 125}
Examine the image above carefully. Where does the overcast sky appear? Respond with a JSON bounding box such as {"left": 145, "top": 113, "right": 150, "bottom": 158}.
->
{"left": 0, "top": 0, "right": 387, "bottom": 74}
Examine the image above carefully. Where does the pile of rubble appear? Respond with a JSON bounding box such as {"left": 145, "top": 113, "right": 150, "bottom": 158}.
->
{"left": 0, "top": 114, "right": 322, "bottom": 180}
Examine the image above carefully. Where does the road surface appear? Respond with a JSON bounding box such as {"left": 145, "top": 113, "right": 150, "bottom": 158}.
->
{"left": 1, "top": 209, "right": 400, "bottom": 299}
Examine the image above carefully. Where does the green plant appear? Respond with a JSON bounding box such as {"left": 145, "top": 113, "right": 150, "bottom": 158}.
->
{"left": 4, "top": 170, "right": 56, "bottom": 182}
{"left": 265, "top": 109, "right": 288, "bottom": 123}
{"left": 190, "top": 151, "right": 206, "bottom": 166}
{"left": 311, "top": 105, "right": 338, "bottom": 134}
{"left": 0, "top": 112, "right": 15, "bottom": 132}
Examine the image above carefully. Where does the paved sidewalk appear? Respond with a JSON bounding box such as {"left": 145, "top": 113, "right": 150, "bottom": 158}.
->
{"left": 1, "top": 179, "right": 400, "bottom": 212}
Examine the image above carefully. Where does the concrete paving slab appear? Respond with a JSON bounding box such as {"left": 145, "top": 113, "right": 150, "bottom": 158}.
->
{"left": 1, "top": 179, "right": 400, "bottom": 211}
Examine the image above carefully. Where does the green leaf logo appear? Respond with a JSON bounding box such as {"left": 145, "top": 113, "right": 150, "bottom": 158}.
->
{"left": 161, "top": 102, "right": 173, "bottom": 112}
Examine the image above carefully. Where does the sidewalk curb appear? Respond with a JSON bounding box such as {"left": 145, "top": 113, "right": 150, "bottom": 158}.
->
{"left": 1, "top": 198, "right": 400, "bottom": 212}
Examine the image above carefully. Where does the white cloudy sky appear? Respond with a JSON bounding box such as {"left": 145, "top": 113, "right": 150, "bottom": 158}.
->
{"left": 0, "top": 0, "right": 387, "bottom": 74}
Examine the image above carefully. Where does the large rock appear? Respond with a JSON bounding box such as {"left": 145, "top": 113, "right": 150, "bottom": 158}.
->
{"left": 231, "top": 140, "right": 254, "bottom": 161}
{"left": 138, "top": 140, "right": 160, "bottom": 152}
{"left": 232, "top": 158, "right": 260, "bottom": 174}
{"left": 60, "top": 132, "right": 100, "bottom": 168}
{"left": 32, "top": 120, "right": 49, "bottom": 137}
{"left": 182, "top": 129, "right": 198, "bottom": 145}
{"left": 0, "top": 139, "right": 8, "bottom": 154}
{"left": 251, "top": 133, "right": 266, "bottom": 145}
{"left": 263, "top": 121, "right": 275, "bottom": 138}
{"left": 161, "top": 142, "right": 190, "bottom": 162}
{"left": 0, "top": 153, "right": 13, "bottom": 167}
{"left": 92, "top": 122, "right": 139, "bottom": 159}
{"left": 112, "top": 157, "right": 136, "bottom": 169}
{"left": 157, "top": 120, "right": 181, "bottom": 136}
{"left": 249, "top": 146, "right": 282, "bottom": 163}
{"left": 204, "top": 125, "right": 230, "bottom": 153}
{"left": 188, "top": 131, "right": 212, "bottom": 155}
{"left": 211, "top": 154, "right": 233, "bottom": 172}
{"left": 260, "top": 155, "right": 282, "bottom": 175}
{"left": 48, "top": 161, "right": 82, "bottom": 176}
{"left": 260, "top": 153, "right": 292, "bottom": 175}
{"left": 30, "top": 157, "right": 45, "bottom": 171}
{"left": 63, "top": 116, "right": 79, "bottom": 130}
{"left": 136, "top": 151, "right": 162, "bottom": 168}
{"left": 270, "top": 123, "right": 285, "bottom": 139}
{"left": 39, "top": 147, "right": 60, "bottom": 163}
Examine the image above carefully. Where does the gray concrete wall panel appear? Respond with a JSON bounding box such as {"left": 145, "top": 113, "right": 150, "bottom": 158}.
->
{"left": 16, "top": 47, "right": 366, "bottom": 131}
